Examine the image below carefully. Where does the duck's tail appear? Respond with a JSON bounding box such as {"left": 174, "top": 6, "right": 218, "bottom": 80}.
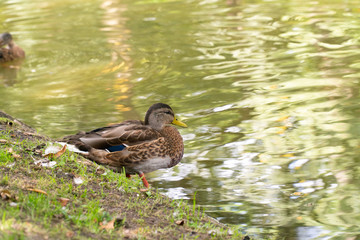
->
{"left": 56, "top": 142, "right": 89, "bottom": 154}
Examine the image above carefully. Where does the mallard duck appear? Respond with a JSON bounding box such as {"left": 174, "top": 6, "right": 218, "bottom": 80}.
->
{"left": 0, "top": 32, "right": 25, "bottom": 62}
{"left": 61, "top": 103, "right": 187, "bottom": 188}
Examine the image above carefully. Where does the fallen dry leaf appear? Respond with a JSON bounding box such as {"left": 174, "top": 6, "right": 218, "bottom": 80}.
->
{"left": 122, "top": 229, "right": 138, "bottom": 238}
{"left": 100, "top": 217, "right": 125, "bottom": 231}
{"left": 26, "top": 188, "right": 48, "bottom": 195}
{"left": 12, "top": 153, "right": 21, "bottom": 158}
{"left": 7, "top": 148, "right": 21, "bottom": 159}
{"left": 0, "top": 139, "right": 8, "bottom": 144}
{"left": 54, "top": 144, "right": 67, "bottom": 157}
{"left": 65, "top": 231, "right": 75, "bottom": 238}
{"left": 175, "top": 219, "right": 185, "bottom": 225}
{"left": 0, "top": 189, "right": 18, "bottom": 201}
{"left": 24, "top": 132, "right": 35, "bottom": 136}
{"left": 23, "top": 131, "right": 44, "bottom": 137}
{"left": 95, "top": 168, "right": 105, "bottom": 175}
{"left": 58, "top": 197, "right": 70, "bottom": 207}
{"left": 66, "top": 231, "right": 75, "bottom": 238}
{"left": 139, "top": 188, "right": 149, "bottom": 192}
{"left": 34, "top": 149, "right": 43, "bottom": 155}
{"left": 100, "top": 218, "right": 115, "bottom": 231}
{"left": 0, "top": 189, "right": 12, "bottom": 200}
{"left": 43, "top": 144, "right": 67, "bottom": 159}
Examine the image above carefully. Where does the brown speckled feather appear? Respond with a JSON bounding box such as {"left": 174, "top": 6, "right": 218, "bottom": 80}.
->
{"left": 102, "top": 125, "right": 162, "bottom": 146}
{"left": 106, "top": 126, "right": 183, "bottom": 170}
{"left": 80, "top": 126, "right": 184, "bottom": 174}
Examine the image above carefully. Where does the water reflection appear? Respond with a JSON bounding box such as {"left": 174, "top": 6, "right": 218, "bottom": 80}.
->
{"left": 0, "top": 63, "right": 23, "bottom": 87}
{"left": 1, "top": 0, "right": 360, "bottom": 239}
{"left": 147, "top": 0, "right": 360, "bottom": 239}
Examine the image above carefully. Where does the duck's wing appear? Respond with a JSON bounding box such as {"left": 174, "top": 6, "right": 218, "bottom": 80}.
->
{"left": 61, "top": 120, "right": 142, "bottom": 147}
{"left": 89, "top": 120, "right": 143, "bottom": 135}
{"left": 63, "top": 120, "right": 162, "bottom": 151}
{"left": 76, "top": 136, "right": 169, "bottom": 173}
{"left": 85, "top": 125, "right": 161, "bottom": 149}
{"left": 102, "top": 137, "right": 171, "bottom": 172}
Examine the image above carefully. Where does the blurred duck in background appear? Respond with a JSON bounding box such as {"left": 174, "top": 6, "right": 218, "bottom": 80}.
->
{"left": 0, "top": 32, "right": 25, "bottom": 62}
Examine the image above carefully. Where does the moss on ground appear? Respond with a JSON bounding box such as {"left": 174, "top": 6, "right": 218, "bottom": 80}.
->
{"left": 0, "top": 111, "right": 249, "bottom": 240}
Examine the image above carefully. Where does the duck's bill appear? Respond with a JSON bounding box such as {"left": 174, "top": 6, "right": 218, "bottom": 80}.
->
{"left": 172, "top": 116, "right": 187, "bottom": 128}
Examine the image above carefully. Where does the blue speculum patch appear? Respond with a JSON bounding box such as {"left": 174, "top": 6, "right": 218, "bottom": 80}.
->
{"left": 106, "top": 145, "right": 126, "bottom": 152}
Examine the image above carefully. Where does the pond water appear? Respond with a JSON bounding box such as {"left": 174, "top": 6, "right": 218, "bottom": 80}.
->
{"left": 1, "top": 0, "right": 360, "bottom": 239}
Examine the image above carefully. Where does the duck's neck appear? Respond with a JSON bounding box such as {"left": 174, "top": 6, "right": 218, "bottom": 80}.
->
{"left": 8, "top": 41, "right": 14, "bottom": 48}
{"left": 147, "top": 121, "right": 163, "bottom": 131}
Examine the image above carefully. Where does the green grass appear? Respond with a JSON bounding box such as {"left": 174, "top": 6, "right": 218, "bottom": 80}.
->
{"left": 0, "top": 122, "right": 248, "bottom": 240}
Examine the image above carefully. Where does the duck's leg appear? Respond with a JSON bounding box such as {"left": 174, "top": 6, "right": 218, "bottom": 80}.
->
{"left": 138, "top": 172, "right": 149, "bottom": 188}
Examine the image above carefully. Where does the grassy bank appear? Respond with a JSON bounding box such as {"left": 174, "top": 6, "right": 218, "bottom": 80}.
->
{"left": 0, "top": 111, "right": 249, "bottom": 240}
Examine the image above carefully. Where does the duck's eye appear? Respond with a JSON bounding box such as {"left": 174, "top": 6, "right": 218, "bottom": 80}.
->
{"left": 164, "top": 111, "right": 172, "bottom": 115}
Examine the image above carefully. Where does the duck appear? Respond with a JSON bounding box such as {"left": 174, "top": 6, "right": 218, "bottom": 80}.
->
{"left": 61, "top": 103, "right": 187, "bottom": 188}
{"left": 0, "top": 32, "right": 25, "bottom": 63}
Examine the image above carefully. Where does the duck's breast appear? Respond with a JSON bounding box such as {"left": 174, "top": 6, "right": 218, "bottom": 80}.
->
{"left": 133, "top": 156, "right": 172, "bottom": 173}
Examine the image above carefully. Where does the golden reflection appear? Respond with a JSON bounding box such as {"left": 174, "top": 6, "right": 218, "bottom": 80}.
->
{"left": 100, "top": 0, "right": 134, "bottom": 113}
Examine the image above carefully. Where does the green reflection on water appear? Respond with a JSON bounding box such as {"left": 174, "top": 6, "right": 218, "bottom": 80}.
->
{"left": 2, "top": 0, "right": 360, "bottom": 239}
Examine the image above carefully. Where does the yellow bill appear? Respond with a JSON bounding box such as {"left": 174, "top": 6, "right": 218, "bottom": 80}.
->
{"left": 172, "top": 116, "right": 187, "bottom": 128}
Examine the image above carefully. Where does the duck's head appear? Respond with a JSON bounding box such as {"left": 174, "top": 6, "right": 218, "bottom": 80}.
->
{"left": 0, "top": 32, "right": 13, "bottom": 47}
{"left": 145, "top": 103, "right": 187, "bottom": 130}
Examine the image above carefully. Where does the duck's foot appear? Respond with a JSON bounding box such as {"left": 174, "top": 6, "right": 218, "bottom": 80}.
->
{"left": 126, "top": 173, "right": 131, "bottom": 178}
{"left": 138, "top": 173, "right": 150, "bottom": 188}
